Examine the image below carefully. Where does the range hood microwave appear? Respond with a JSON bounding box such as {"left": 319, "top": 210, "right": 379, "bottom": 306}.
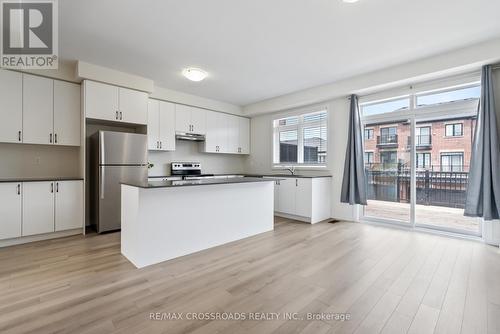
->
{"left": 175, "top": 132, "right": 205, "bottom": 141}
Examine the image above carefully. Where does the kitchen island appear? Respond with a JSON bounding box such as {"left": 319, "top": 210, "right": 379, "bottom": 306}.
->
{"left": 120, "top": 177, "right": 275, "bottom": 268}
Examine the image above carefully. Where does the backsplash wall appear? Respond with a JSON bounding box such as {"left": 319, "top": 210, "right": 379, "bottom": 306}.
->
{"left": 148, "top": 140, "right": 247, "bottom": 176}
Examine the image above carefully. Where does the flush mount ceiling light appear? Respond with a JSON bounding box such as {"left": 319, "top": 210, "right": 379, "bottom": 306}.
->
{"left": 182, "top": 67, "right": 208, "bottom": 82}
{"left": 342, "top": 0, "right": 359, "bottom": 3}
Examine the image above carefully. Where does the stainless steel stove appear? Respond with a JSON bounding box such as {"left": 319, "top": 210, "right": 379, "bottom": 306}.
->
{"left": 171, "top": 162, "right": 214, "bottom": 180}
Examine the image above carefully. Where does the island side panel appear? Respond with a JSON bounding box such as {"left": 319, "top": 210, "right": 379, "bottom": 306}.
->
{"left": 121, "top": 181, "right": 274, "bottom": 268}
{"left": 121, "top": 185, "right": 142, "bottom": 267}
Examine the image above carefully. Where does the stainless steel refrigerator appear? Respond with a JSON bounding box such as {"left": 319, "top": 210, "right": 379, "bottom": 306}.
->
{"left": 91, "top": 131, "right": 148, "bottom": 233}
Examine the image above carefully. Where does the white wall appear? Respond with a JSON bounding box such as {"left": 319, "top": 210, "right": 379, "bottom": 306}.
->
{"left": 0, "top": 143, "right": 80, "bottom": 178}
{"left": 246, "top": 98, "right": 355, "bottom": 221}
{"left": 149, "top": 140, "right": 247, "bottom": 176}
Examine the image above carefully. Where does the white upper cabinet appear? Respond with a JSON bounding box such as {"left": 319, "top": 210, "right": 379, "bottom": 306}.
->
{"left": 84, "top": 80, "right": 147, "bottom": 125}
{"left": 175, "top": 104, "right": 206, "bottom": 134}
{"left": 55, "top": 180, "right": 84, "bottom": 231}
{"left": 205, "top": 111, "right": 228, "bottom": 153}
{"left": 226, "top": 115, "right": 239, "bottom": 154}
{"left": 190, "top": 107, "right": 206, "bottom": 135}
{"left": 84, "top": 80, "right": 118, "bottom": 122}
{"left": 22, "top": 181, "right": 55, "bottom": 236}
{"left": 175, "top": 104, "right": 191, "bottom": 133}
{"left": 203, "top": 113, "right": 250, "bottom": 155}
{"left": 238, "top": 117, "right": 250, "bottom": 154}
{"left": 148, "top": 99, "right": 175, "bottom": 151}
{"left": 0, "top": 182, "right": 22, "bottom": 240}
{"left": 54, "top": 81, "right": 81, "bottom": 146}
{"left": 23, "top": 75, "right": 54, "bottom": 145}
{"left": 158, "top": 101, "right": 176, "bottom": 151}
{"left": 0, "top": 70, "right": 22, "bottom": 144}
{"left": 147, "top": 99, "right": 160, "bottom": 150}
{"left": 119, "top": 87, "right": 148, "bottom": 124}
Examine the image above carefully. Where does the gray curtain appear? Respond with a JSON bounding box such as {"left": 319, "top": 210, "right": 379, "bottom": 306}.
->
{"left": 464, "top": 65, "right": 500, "bottom": 220}
{"left": 341, "top": 94, "right": 367, "bottom": 205}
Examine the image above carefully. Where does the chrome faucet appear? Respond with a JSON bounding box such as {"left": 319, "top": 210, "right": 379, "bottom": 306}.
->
{"left": 285, "top": 166, "right": 296, "bottom": 175}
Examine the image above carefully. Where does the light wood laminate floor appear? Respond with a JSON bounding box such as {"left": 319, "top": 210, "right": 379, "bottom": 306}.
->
{"left": 0, "top": 217, "right": 499, "bottom": 334}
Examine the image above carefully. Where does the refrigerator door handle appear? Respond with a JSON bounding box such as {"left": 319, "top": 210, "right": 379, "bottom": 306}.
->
{"left": 100, "top": 168, "right": 105, "bottom": 199}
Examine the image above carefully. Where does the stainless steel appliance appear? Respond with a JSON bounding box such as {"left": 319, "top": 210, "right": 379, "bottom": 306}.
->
{"left": 171, "top": 162, "right": 214, "bottom": 180}
{"left": 175, "top": 132, "right": 205, "bottom": 141}
{"left": 91, "top": 131, "right": 148, "bottom": 233}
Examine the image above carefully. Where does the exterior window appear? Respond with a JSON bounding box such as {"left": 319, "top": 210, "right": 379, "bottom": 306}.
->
{"left": 440, "top": 152, "right": 464, "bottom": 172}
{"left": 416, "top": 85, "right": 480, "bottom": 107}
{"left": 279, "top": 130, "right": 298, "bottom": 163}
{"left": 416, "top": 153, "right": 431, "bottom": 169}
{"left": 380, "top": 151, "right": 397, "bottom": 165}
{"left": 273, "top": 110, "right": 327, "bottom": 166}
{"left": 445, "top": 123, "right": 463, "bottom": 137}
{"left": 379, "top": 127, "right": 397, "bottom": 145}
{"left": 415, "top": 126, "right": 431, "bottom": 145}
{"left": 364, "top": 128, "right": 374, "bottom": 140}
{"left": 364, "top": 152, "right": 374, "bottom": 165}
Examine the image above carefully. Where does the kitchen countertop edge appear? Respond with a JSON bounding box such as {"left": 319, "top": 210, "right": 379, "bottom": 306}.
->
{"left": 122, "top": 177, "right": 281, "bottom": 189}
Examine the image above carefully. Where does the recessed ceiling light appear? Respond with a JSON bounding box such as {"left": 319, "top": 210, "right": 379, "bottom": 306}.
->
{"left": 342, "top": 0, "right": 359, "bottom": 3}
{"left": 182, "top": 67, "right": 208, "bottom": 82}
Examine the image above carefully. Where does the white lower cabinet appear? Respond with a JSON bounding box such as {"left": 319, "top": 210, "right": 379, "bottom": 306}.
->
{"left": 22, "top": 181, "right": 55, "bottom": 236}
{"left": 0, "top": 180, "right": 84, "bottom": 241}
{"left": 265, "top": 176, "right": 331, "bottom": 224}
{"left": 55, "top": 181, "right": 84, "bottom": 231}
{"left": 0, "top": 183, "right": 22, "bottom": 240}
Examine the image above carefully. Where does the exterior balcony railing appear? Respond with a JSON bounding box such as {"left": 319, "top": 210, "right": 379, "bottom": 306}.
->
{"left": 407, "top": 135, "right": 432, "bottom": 149}
{"left": 377, "top": 134, "right": 398, "bottom": 147}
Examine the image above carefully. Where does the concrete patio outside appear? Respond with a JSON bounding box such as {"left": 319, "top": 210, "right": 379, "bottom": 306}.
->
{"left": 364, "top": 199, "right": 480, "bottom": 233}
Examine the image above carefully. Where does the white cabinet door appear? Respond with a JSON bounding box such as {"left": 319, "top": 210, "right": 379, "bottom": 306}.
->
{"left": 175, "top": 104, "right": 192, "bottom": 133}
{"left": 0, "top": 70, "right": 22, "bottom": 144}
{"left": 84, "top": 80, "right": 119, "bottom": 122}
{"left": 205, "top": 111, "right": 219, "bottom": 153}
{"left": 0, "top": 183, "right": 22, "bottom": 240}
{"left": 22, "top": 182, "right": 55, "bottom": 236}
{"left": 54, "top": 81, "right": 81, "bottom": 146}
{"left": 295, "top": 178, "right": 312, "bottom": 218}
{"left": 190, "top": 107, "right": 206, "bottom": 134}
{"left": 23, "top": 75, "right": 54, "bottom": 145}
{"left": 55, "top": 181, "right": 83, "bottom": 231}
{"left": 239, "top": 117, "right": 250, "bottom": 154}
{"left": 119, "top": 88, "right": 148, "bottom": 125}
{"left": 226, "top": 115, "right": 239, "bottom": 154}
{"left": 217, "top": 113, "right": 229, "bottom": 153}
{"left": 147, "top": 99, "right": 160, "bottom": 150}
{"left": 159, "top": 101, "right": 176, "bottom": 151}
{"left": 278, "top": 178, "right": 296, "bottom": 215}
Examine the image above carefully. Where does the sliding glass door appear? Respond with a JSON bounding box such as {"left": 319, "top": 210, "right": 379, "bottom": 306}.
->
{"left": 360, "top": 78, "right": 482, "bottom": 236}
{"left": 364, "top": 120, "right": 411, "bottom": 224}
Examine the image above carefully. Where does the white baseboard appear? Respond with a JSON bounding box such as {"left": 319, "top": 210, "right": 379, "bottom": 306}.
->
{"left": 0, "top": 229, "right": 83, "bottom": 248}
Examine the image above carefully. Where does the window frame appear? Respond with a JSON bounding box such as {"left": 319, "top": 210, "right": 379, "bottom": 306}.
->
{"left": 416, "top": 152, "right": 431, "bottom": 169}
{"left": 272, "top": 108, "right": 328, "bottom": 168}
{"left": 440, "top": 152, "right": 464, "bottom": 172}
{"left": 364, "top": 128, "right": 374, "bottom": 140}
{"left": 445, "top": 123, "right": 464, "bottom": 137}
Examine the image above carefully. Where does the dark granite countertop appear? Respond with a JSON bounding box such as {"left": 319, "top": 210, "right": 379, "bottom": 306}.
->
{"left": 148, "top": 174, "right": 332, "bottom": 179}
{"left": 0, "top": 177, "right": 84, "bottom": 183}
{"left": 122, "top": 177, "right": 279, "bottom": 189}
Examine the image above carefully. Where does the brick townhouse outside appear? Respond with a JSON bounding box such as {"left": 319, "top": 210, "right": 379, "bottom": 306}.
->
{"left": 363, "top": 116, "right": 476, "bottom": 172}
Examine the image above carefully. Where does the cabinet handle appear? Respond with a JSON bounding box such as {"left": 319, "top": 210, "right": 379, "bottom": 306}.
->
{"left": 17, "top": 184, "right": 20, "bottom": 195}
{"left": 160, "top": 141, "right": 162, "bottom": 149}
{"left": 296, "top": 179, "right": 298, "bottom": 187}
{"left": 18, "top": 131, "right": 21, "bottom": 142}
{"left": 56, "top": 182, "right": 59, "bottom": 193}
{"left": 116, "top": 111, "right": 119, "bottom": 120}
{"left": 54, "top": 133, "right": 58, "bottom": 143}
{"left": 51, "top": 183, "right": 54, "bottom": 193}
{"left": 49, "top": 133, "right": 52, "bottom": 143}
{"left": 120, "top": 111, "right": 123, "bottom": 120}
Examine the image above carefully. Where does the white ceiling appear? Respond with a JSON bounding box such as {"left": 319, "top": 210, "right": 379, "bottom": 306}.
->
{"left": 60, "top": 0, "right": 500, "bottom": 106}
